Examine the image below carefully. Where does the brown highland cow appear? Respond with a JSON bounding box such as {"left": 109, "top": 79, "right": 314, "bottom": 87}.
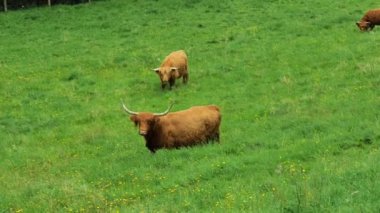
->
{"left": 122, "top": 102, "right": 221, "bottom": 153}
{"left": 153, "top": 50, "right": 188, "bottom": 90}
{"left": 356, "top": 9, "right": 380, "bottom": 31}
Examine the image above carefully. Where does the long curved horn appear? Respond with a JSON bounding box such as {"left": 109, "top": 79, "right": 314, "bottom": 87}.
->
{"left": 121, "top": 101, "right": 138, "bottom": 115}
{"left": 153, "top": 102, "right": 174, "bottom": 116}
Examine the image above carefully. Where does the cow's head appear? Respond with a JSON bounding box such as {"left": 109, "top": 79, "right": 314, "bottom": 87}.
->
{"left": 122, "top": 102, "right": 174, "bottom": 136}
{"left": 356, "top": 21, "right": 371, "bottom": 31}
{"left": 153, "top": 67, "right": 179, "bottom": 88}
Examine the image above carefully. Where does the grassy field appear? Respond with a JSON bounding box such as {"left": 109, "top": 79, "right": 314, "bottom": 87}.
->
{"left": 1, "top": 0, "right": 380, "bottom": 211}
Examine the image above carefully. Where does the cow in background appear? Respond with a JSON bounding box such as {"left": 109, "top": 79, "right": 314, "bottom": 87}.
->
{"left": 153, "top": 50, "right": 188, "bottom": 90}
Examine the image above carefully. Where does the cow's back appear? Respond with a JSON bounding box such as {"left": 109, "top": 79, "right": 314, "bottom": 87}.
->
{"left": 157, "top": 105, "right": 221, "bottom": 147}
{"left": 363, "top": 9, "right": 380, "bottom": 24}
{"left": 161, "top": 50, "right": 187, "bottom": 70}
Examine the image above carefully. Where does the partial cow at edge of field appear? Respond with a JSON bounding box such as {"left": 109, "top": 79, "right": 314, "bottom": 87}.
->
{"left": 356, "top": 9, "right": 380, "bottom": 31}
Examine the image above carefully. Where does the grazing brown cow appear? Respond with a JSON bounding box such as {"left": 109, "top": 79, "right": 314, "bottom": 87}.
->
{"left": 122, "top": 102, "right": 221, "bottom": 153}
{"left": 356, "top": 9, "right": 380, "bottom": 31}
{"left": 153, "top": 50, "right": 188, "bottom": 90}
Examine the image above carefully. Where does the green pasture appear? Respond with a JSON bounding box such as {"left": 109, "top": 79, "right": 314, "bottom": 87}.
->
{"left": 1, "top": 0, "right": 380, "bottom": 211}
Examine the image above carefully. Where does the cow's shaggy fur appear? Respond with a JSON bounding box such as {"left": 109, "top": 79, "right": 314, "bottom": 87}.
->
{"left": 154, "top": 50, "right": 188, "bottom": 90}
{"left": 356, "top": 9, "right": 380, "bottom": 31}
{"left": 129, "top": 105, "right": 221, "bottom": 153}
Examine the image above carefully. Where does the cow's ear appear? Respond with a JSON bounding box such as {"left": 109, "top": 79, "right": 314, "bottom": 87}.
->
{"left": 153, "top": 68, "right": 160, "bottom": 74}
{"left": 130, "top": 115, "right": 138, "bottom": 126}
{"left": 170, "top": 67, "right": 178, "bottom": 72}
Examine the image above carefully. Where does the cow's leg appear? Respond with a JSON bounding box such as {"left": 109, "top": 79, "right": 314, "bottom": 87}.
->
{"left": 183, "top": 73, "right": 188, "bottom": 84}
{"left": 169, "top": 79, "right": 175, "bottom": 90}
{"left": 207, "top": 133, "right": 219, "bottom": 143}
{"left": 148, "top": 147, "right": 156, "bottom": 153}
{"left": 214, "top": 132, "right": 220, "bottom": 143}
{"left": 146, "top": 143, "right": 156, "bottom": 153}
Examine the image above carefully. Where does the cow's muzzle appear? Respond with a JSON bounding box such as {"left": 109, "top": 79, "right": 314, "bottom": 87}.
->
{"left": 139, "top": 130, "right": 147, "bottom": 136}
